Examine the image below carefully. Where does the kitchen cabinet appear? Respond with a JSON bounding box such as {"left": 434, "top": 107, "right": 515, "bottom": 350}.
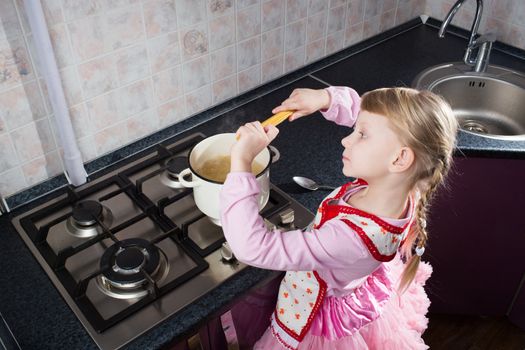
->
{"left": 425, "top": 156, "right": 525, "bottom": 317}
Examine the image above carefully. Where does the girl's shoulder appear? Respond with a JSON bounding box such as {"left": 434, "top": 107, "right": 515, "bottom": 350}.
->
{"left": 322, "top": 178, "right": 367, "bottom": 204}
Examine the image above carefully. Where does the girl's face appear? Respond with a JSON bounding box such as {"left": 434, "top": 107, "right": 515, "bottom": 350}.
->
{"left": 341, "top": 110, "right": 405, "bottom": 180}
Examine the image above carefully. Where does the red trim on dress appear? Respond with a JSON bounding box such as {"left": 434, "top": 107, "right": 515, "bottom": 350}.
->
{"left": 322, "top": 180, "right": 415, "bottom": 234}
{"left": 273, "top": 271, "right": 327, "bottom": 342}
{"left": 270, "top": 322, "right": 297, "bottom": 350}
{"left": 341, "top": 219, "right": 396, "bottom": 262}
{"left": 306, "top": 271, "right": 327, "bottom": 336}
{"left": 316, "top": 181, "right": 355, "bottom": 228}
{"left": 317, "top": 181, "right": 406, "bottom": 234}
{"left": 273, "top": 309, "right": 301, "bottom": 341}
{"left": 331, "top": 205, "right": 406, "bottom": 234}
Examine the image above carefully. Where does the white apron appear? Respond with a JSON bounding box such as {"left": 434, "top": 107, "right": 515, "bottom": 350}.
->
{"left": 269, "top": 179, "right": 416, "bottom": 349}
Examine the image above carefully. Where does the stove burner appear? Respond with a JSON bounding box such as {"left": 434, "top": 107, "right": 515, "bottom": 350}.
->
{"left": 159, "top": 157, "right": 187, "bottom": 189}
{"left": 96, "top": 238, "right": 168, "bottom": 299}
{"left": 167, "top": 157, "right": 186, "bottom": 177}
{"left": 72, "top": 200, "right": 103, "bottom": 226}
{"left": 115, "top": 247, "right": 145, "bottom": 273}
{"left": 65, "top": 200, "right": 113, "bottom": 238}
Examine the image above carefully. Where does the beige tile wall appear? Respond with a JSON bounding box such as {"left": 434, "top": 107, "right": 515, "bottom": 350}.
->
{"left": 426, "top": 0, "right": 525, "bottom": 49}
{"left": 0, "top": 0, "right": 458, "bottom": 197}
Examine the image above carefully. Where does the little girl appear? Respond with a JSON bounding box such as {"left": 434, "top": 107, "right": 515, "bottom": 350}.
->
{"left": 219, "top": 86, "right": 457, "bottom": 349}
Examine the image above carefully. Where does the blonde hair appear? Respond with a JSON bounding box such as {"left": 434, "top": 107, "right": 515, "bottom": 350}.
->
{"left": 360, "top": 87, "right": 458, "bottom": 292}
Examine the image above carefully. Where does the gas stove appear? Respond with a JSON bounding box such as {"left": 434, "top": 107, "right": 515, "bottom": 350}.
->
{"left": 11, "top": 133, "right": 314, "bottom": 349}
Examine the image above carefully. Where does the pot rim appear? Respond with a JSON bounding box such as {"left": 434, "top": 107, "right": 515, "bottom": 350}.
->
{"left": 187, "top": 135, "right": 271, "bottom": 185}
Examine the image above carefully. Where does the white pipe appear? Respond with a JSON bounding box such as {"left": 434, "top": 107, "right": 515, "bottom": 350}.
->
{"left": 23, "top": 0, "right": 87, "bottom": 186}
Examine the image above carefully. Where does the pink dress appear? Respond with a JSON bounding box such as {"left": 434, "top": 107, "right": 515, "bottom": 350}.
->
{"left": 219, "top": 86, "right": 432, "bottom": 350}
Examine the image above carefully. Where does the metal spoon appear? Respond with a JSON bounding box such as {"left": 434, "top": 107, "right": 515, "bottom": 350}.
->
{"left": 293, "top": 176, "right": 336, "bottom": 191}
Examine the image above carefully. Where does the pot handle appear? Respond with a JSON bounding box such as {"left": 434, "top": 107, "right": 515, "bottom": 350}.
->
{"left": 269, "top": 145, "right": 280, "bottom": 164}
{"left": 178, "top": 168, "right": 200, "bottom": 188}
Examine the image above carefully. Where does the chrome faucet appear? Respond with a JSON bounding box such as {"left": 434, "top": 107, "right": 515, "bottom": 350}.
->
{"left": 439, "top": 0, "right": 495, "bottom": 73}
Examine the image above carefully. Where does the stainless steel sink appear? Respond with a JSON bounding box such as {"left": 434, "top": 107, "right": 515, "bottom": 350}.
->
{"left": 413, "top": 63, "right": 525, "bottom": 140}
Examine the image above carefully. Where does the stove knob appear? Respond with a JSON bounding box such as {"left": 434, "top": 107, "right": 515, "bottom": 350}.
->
{"left": 264, "top": 219, "right": 277, "bottom": 231}
{"left": 279, "top": 208, "right": 295, "bottom": 225}
{"left": 220, "top": 242, "right": 235, "bottom": 262}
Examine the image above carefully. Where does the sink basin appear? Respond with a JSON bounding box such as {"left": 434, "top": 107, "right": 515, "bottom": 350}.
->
{"left": 412, "top": 63, "right": 525, "bottom": 140}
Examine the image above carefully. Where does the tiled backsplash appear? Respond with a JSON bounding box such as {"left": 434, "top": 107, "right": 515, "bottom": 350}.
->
{"left": 425, "top": 0, "right": 525, "bottom": 49}
{"left": 1, "top": 0, "right": 523, "bottom": 197}
{"left": 0, "top": 0, "right": 425, "bottom": 197}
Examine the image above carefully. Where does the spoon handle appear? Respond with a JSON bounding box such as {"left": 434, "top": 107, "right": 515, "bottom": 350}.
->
{"left": 317, "top": 185, "right": 336, "bottom": 191}
{"left": 261, "top": 111, "right": 294, "bottom": 127}
{"left": 236, "top": 111, "right": 294, "bottom": 140}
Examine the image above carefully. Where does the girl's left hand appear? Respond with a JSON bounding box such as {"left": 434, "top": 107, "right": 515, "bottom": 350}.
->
{"left": 231, "top": 122, "right": 279, "bottom": 172}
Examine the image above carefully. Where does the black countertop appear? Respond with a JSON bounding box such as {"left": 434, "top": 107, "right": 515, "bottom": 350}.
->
{"left": 2, "top": 18, "right": 525, "bottom": 349}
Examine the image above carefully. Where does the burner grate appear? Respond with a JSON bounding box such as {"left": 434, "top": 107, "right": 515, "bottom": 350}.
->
{"left": 19, "top": 174, "right": 209, "bottom": 333}
{"left": 119, "top": 133, "right": 203, "bottom": 206}
{"left": 180, "top": 212, "right": 224, "bottom": 257}
{"left": 70, "top": 225, "right": 208, "bottom": 332}
{"left": 156, "top": 190, "right": 225, "bottom": 257}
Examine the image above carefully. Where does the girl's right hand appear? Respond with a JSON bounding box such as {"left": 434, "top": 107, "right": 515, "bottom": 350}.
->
{"left": 272, "top": 88, "right": 330, "bottom": 121}
{"left": 231, "top": 122, "right": 279, "bottom": 173}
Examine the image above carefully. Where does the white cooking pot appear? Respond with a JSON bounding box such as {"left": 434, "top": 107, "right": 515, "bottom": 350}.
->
{"left": 177, "top": 133, "right": 279, "bottom": 226}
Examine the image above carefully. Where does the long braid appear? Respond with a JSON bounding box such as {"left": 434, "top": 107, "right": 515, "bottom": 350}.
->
{"left": 399, "top": 159, "right": 448, "bottom": 292}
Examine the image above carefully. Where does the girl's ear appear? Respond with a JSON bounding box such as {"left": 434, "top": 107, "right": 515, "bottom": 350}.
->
{"left": 391, "top": 147, "right": 415, "bottom": 173}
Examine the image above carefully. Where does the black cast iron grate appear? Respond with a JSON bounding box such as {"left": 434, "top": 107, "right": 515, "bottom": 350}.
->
{"left": 19, "top": 174, "right": 209, "bottom": 332}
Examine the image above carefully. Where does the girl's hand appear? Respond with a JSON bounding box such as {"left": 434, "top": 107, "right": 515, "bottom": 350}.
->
{"left": 231, "top": 122, "right": 279, "bottom": 172}
{"left": 272, "top": 88, "right": 330, "bottom": 122}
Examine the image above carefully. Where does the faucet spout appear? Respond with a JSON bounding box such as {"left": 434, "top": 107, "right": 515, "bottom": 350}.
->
{"left": 439, "top": 0, "right": 483, "bottom": 48}
{"left": 438, "top": 0, "right": 465, "bottom": 37}
{"left": 439, "top": 0, "right": 494, "bottom": 72}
